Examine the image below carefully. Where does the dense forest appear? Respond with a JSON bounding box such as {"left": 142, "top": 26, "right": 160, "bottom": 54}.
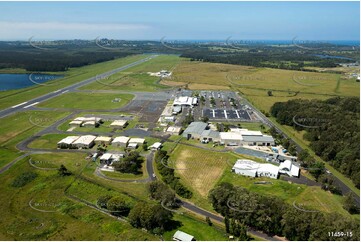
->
{"left": 270, "top": 97, "right": 360, "bottom": 188}
{"left": 0, "top": 40, "right": 358, "bottom": 72}
{"left": 180, "top": 46, "right": 357, "bottom": 71}
{"left": 209, "top": 182, "right": 360, "bottom": 241}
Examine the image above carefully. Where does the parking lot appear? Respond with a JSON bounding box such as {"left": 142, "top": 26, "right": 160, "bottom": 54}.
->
{"left": 194, "top": 90, "right": 260, "bottom": 122}
{"left": 202, "top": 108, "right": 251, "bottom": 120}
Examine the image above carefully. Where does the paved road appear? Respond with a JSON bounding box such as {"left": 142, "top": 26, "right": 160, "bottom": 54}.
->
{"left": 0, "top": 55, "right": 158, "bottom": 119}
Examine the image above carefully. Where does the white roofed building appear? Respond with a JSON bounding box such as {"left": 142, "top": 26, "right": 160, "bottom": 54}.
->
{"left": 110, "top": 120, "right": 128, "bottom": 128}
{"left": 173, "top": 96, "right": 197, "bottom": 107}
{"left": 220, "top": 132, "right": 243, "bottom": 146}
{"left": 112, "top": 136, "right": 130, "bottom": 147}
{"left": 129, "top": 138, "right": 145, "bottom": 144}
{"left": 94, "top": 136, "right": 112, "bottom": 145}
{"left": 279, "top": 160, "right": 300, "bottom": 177}
{"left": 232, "top": 159, "right": 279, "bottom": 179}
{"left": 173, "top": 230, "right": 195, "bottom": 241}
{"left": 149, "top": 142, "right": 162, "bottom": 150}
{"left": 72, "top": 135, "right": 96, "bottom": 149}
{"left": 57, "top": 136, "right": 80, "bottom": 149}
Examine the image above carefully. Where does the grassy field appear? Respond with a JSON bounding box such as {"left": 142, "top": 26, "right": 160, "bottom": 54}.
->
{"left": 0, "top": 54, "right": 147, "bottom": 109}
{"left": 0, "top": 111, "right": 71, "bottom": 168}
{"left": 79, "top": 55, "right": 181, "bottom": 92}
{"left": 165, "top": 60, "right": 359, "bottom": 111}
{"left": 28, "top": 134, "right": 69, "bottom": 150}
{"left": 0, "top": 154, "right": 158, "bottom": 241}
{"left": 167, "top": 144, "right": 356, "bottom": 219}
{"left": 163, "top": 212, "right": 228, "bottom": 241}
{"left": 37, "top": 93, "right": 133, "bottom": 110}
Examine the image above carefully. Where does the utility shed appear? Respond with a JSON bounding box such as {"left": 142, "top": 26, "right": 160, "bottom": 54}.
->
{"left": 173, "top": 230, "right": 195, "bottom": 241}
{"left": 149, "top": 142, "right": 162, "bottom": 150}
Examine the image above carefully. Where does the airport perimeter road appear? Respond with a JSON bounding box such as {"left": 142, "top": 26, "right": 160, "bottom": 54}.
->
{"left": 0, "top": 55, "right": 158, "bottom": 119}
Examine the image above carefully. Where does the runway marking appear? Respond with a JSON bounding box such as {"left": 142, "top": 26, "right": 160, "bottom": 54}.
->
{"left": 23, "top": 102, "right": 39, "bottom": 109}
{"left": 224, "top": 110, "right": 228, "bottom": 119}
{"left": 11, "top": 102, "right": 28, "bottom": 108}
{"left": 212, "top": 109, "right": 215, "bottom": 118}
{"left": 61, "top": 90, "right": 69, "bottom": 94}
{"left": 235, "top": 110, "right": 240, "bottom": 119}
{"left": 53, "top": 90, "right": 61, "bottom": 93}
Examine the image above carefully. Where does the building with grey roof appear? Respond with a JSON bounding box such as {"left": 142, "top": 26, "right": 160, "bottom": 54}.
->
{"left": 182, "top": 122, "right": 208, "bottom": 139}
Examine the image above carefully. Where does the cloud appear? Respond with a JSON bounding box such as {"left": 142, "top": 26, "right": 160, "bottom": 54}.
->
{"left": 0, "top": 21, "right": 151, "bottom": 40}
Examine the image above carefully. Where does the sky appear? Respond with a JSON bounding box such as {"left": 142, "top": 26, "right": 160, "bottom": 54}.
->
{"left": 0, "top": 1, "right": 359, "bottom": 41}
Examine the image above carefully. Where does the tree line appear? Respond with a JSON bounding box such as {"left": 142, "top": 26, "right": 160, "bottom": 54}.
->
{"left": 155, "top": 150, "right": 193, "bottom": 199}
{"left": 270, "top": 97, "right": 360, "bottom": 188}
{"left": 209, "top": 182, "right": 360, "bottom": 241}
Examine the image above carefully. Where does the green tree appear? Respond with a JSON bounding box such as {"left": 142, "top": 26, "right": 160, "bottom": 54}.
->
{"left": 206, "top": 216, "right": 212, "bottom": 226}
{"left": 107, "top": 196, "right": 131, "bottom": 216}
{"left": 267, "top": 90, "right": 273, "bottom": 96}
{"left": 58, "top": 164, "right": 71, "bottom": 176}
{"left": 343, "top": 192, "right": 359, "bottom": 214}
{"left": 97, "top": 195, "right": 113, "bottom": 209}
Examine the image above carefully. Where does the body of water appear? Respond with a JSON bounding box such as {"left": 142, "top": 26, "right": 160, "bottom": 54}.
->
{"left": 313, "top": 54, "right": 355, "bottom": 61}
{"left": 0, "top": 73, "right": 64, "bottom": 91}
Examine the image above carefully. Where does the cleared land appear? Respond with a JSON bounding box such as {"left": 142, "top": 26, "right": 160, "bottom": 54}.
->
{"left": 79, "top": 55, "right": 181, "bottom": 92}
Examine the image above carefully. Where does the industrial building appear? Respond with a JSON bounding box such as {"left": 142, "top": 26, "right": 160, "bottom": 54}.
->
{"left": 128, "top": 138, "right": 145, "bottom": 144}
{"left": 69, "top": 117, "right": 102, "bottom": 127}
{"left": 173, "top": 96, "right": 198, "bottom": 107}
{"left": 183, "top": 122, "right": 274, "bottom": 146}
{"left": 94, "top": 136, "right": 112, "bottom": 145}
{"left": 72, "top": 135, "right": 97, "bottom": 149}
{"left": 57, "top": 136, "right": 80, "bottom": 149}
{"left": 110, "top": 120, "right": 128, "bottom": 128}
{"left": 232, "top": 159, "right": 300, "bottom": 179}
{"left": 232, "top": 159, "right": 279, "bottom": 179}
{"left": 111, "top": 136, "right": 130, "bottom": 147}
{"left": 166, "top": 126, "right": 182, "bottom": 135}
{"left": 279, "top": 160, "right": 300, "bottom": 177}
